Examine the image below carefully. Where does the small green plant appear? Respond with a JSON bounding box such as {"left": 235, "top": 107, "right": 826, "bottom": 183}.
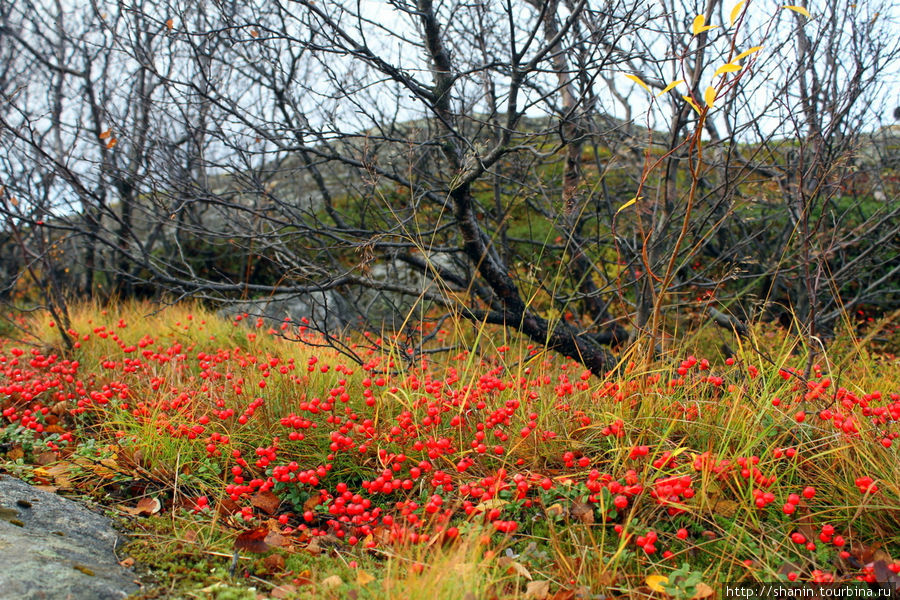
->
{"left": 663, "top": 563, "right": 705, "bottom": 600}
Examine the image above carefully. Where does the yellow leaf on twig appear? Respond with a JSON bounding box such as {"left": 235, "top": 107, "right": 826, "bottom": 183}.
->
{"left": 625, "top": 74, "right": 651, "bottom": 93}
{"left": 783, "top": 5, "right": 811, "bottom": 18}
{"left": 683, "top": 95, "right": 702, "bottom": 115}
{"left": 692, "top": 14, "right": 718, "bottom": 35}
{"left": 657, "top": 79, "right": 685, "bottom": 96}
{"left": 616, "top": 196, "right": 639, "bottom": 214}
{"left": 714, "top": 63, "right": 742, "bottom": 76}
{"left": 729, "top": 1, "right": 746, "bottom": 26}
{"left": 735, "top": 46, "right": 763, "bottom": 62}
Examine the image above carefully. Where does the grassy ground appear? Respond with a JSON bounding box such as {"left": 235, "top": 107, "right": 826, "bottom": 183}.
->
{"left": 1, "top": 301, "right": 899, "bottom": 599}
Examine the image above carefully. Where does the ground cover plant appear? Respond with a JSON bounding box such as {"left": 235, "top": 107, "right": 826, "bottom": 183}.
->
{"left": 2, "top": 0, "right": 899, "bottom": 597}
{"left": 1, "top": 301, "right": 899, "bottom": 599}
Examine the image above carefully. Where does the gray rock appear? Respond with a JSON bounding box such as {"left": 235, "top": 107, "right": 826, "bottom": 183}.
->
{"left": 0, "top": 474, "right": 140, "bottom": 600}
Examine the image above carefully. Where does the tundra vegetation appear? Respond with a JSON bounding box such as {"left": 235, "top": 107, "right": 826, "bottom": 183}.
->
{"left": 0, "top": 0, "right": 899, "bottom": 598}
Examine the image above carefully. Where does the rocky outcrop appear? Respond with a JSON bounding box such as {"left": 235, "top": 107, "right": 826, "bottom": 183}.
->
{"left": 0, "top": 474, "right": 140, "bottom": 600}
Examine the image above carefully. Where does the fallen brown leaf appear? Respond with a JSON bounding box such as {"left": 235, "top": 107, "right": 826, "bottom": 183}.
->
{"left": 545, "top": 503, "right": 564, "bottom": 518}
{"left": 262, "top": 553, "right": 285, "bottom": 573}
{"left": 264, "top": 531, "right": 289, "bottom": 548}
{"left": 498, "top": 556, "right": 532, "bottom": 580}
{"left": 851, "top": 541, "right": 892, "bottom": 565}
{"left": 778, "top": 561, "right": 802, "bottom": 577}
{"left": 123, "top": 497, "right": 161, "bottom": 516}
{"left": 234, "top": 527, "right": 271, "bottom": 554}
{"left": 305, "top": 537, "right": 322, "bottom": 555}
{"left": 571, "top": 586, "right": 592, "bottom": 599}
{"left": 217, "top": 496, "right": 241, "bottom": 516}
{"left": 711, "top": 498, "right": 739, "bottom": 517}
{"left": 34, "top": 451, "right": 58, "bottom": 466}
{"left": 570, "top": 502, "right": 595, "bottom": 524}
{"left": 271, "top": 584, "right": 297, "bottom": 599}
{"left": 692, "top": 582, "right": 715, "bottom": 599}
{"left": 320, "top": 575, "right": 343, "bottom": 589}
{"left": 250, "top": 490, "right": 281, "bottom": 515}
{"left": 303, "top": 494, "right": 322, "bottom": 512}
{"left": 525, "top": 580, "right": 551, "bottom": 600}
{"left": 873, "top": 561, "right": 900, "bottom": 591}
{"left": 293, "top": 569, "right": 313, "bottom": 587}
{"left": 796, "top": 504, "right": 817, "bottom": 541}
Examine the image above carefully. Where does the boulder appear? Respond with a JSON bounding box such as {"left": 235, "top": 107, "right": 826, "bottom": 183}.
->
{"left": 0, "top": 474, "right": 140, "bottom": 599}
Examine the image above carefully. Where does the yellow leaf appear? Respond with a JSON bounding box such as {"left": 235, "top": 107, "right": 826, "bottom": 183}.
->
{"left": 165, "top": 18, "right": 174, "bottom": 30}
{"left": 669, "top": 446, "right": 691, "bottom": 459}
{"left": 714, "top": 63, "right": 742, "bottom": 76}
{"left": 615, "top": 196, "right": 639, "bottom": 214}
{"left": 625, "top": 74, "right": 651, "bottom": 93}
{"left": 683, "top": 95, "right": 702, "bottom": 115}
{"left": 692, "top": 14, "right": 718, "bottom": 35}
{"left": 106, "top": 138, "right": 118, "bottom": 149}
{"left": 475, "top": 497, "right": 508, "bottom": 511}
{"left": 729, "top": 1, "right": 746, "bottom": 26}
{"left": 356, "top": 570, "right": 376, "bottom": 586}
{"left": 735, "top": 46, "right": 763, "bottom": 62}
{"left": 783, "top": 5, "right": 811, "bottom": 18}
{"left": 99, "top": 129, "right": 112, "bottom": 140}
{"left": 657, "top": 79, "right": 685, "bottom": 96}
{"left": 704, "top": 86, "right": 717, "bottom": 108}
{"left": 646, "top": 575, "right": 669, "bottom": 593}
